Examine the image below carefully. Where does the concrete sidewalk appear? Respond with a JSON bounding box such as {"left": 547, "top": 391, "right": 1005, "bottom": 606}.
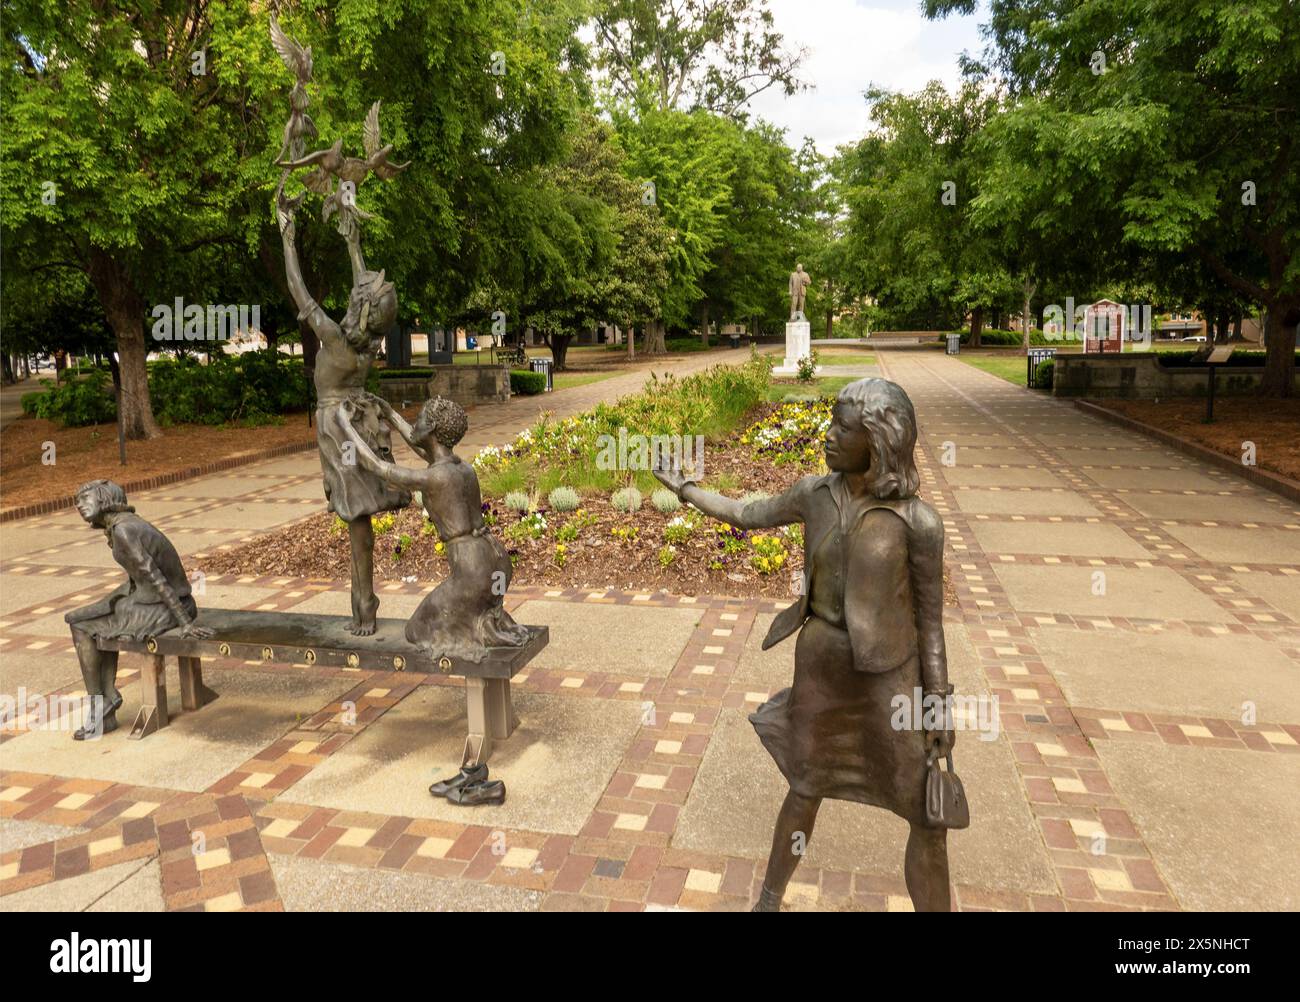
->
{"left": 1, "top": 350, "right": 1296, "bottom": 911}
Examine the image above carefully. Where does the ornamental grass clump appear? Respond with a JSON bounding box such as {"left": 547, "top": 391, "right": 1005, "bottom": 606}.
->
{"left": 651, "top": 488, "right": 682, "bottom": 513}
{"left": 548, "top": 486, "right": 580, "bottom": 512}
{"left": 504, "top": 490, "right": 531, "bottom": 513}
{"left": 611, "top": 486, "right": 642, "bottom": 512}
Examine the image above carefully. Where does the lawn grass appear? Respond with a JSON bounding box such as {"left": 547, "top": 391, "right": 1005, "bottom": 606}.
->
{"left": 957, "top": 355, "right": 1030, "bottom": 386}
{"left": 765, "top": 374, "right": 857, "bottom": 401}
{"left": 816, "top": 352, "right": 876, "bottom": 366}
{"left": 553, "top": 370, "right": 621, "bottom": 391}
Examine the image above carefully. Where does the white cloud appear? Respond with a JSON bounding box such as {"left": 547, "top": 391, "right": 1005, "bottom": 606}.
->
{"left": 746, "top": 0, "right": 986, "bottom": 154}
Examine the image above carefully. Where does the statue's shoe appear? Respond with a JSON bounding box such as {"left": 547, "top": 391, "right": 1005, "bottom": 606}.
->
{"left": 429, "top": 763, "right": 489, "bottom": 798}
{"left": 447, "top": 779, "right": 506, "bottom": 807}
{"left": 74, "top": 711, "right": 118, "bottom": 742}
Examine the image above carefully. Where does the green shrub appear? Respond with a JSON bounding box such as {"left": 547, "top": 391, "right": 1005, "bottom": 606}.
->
{"left": 548, "top": 486, "right": 580, "bottom": 512}
{"left": 664, "top": 336, "right": 715, "bottom": 352}
{"left": 658, "top": 544, "right": 677, "bottom": 567}
{"left": 651, "top": 488, "right": 681, "bottom": 513}
{"left": 796, "top": 350, "right": 819, "bottom": 382}
{"left": 611, "top": 486, "right": 642, "bottom": 512}
{"left": 1034, "top": 359, "right": 1055, "bottom": 389}
{"left": 510, "top": 369, "right": 547, "bottom": 395}
{"left": 503, "top": 490, "right": 531, "bottom": 513}
{"left": 145, "top": 354, "right": 310, "bottom": 426}
{"left": 20, "top": 370, "right": 117, "bottom": 427}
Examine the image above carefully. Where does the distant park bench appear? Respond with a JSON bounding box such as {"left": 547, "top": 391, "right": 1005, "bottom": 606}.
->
{"left": 96, "top": 609, "right": 547, "bottom": 766}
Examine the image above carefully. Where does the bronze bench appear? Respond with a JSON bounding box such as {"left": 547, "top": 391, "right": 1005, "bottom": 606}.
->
{"left": 95, "top": 609, "right": 548, "bottom": 766}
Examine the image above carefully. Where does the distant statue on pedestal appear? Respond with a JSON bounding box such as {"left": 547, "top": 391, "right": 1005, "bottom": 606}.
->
{"left": 789, "top": 264, "right": 811, "bottom": 321}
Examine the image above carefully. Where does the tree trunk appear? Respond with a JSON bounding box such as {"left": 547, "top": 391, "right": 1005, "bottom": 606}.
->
{"left": 969, "top": 306, "right": 984, "bottom": 350}
{"left": 991, "top": 308, "right": 1003, "bottom": 331}
{"left": 626, "top": 322, "right": 635, "bottom": 361}
{"left": 647, "top": 319, "right": 666, "bottom": 354}
{"left": 1260, "top": 302, "right": 1298, "bottom": 398}
{"left": 1215, "top": 311, "right": 1230, "bottom": 344}
{"left": 550, "top": 333, "right": 572, "bottom": 371}
{"left": 700, "top": 302, "right": 710, "bottom": 347}
{"left": 86, "top": 248, "right": 160, "bottom": 439}
{"left": 1232, "top": 314, "right": 1243, "bottom": 342}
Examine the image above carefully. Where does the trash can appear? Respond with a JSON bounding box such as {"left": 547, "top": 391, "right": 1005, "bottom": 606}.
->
{"left": 946, "top": 333, "right": 961, "bottom": 355}
{"left": 529, "top": 357, "right": 553, "bottom": 392}
{"left": 1027, "top": 347, "right": 1057, "bottom": 387}
{"left": 729, "top": 334, "right": 740, "bottom": 349}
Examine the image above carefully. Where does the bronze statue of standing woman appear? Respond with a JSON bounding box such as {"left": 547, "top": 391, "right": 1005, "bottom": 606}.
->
{"left": 656, "top": 377, "right": 961, "bottom": 912}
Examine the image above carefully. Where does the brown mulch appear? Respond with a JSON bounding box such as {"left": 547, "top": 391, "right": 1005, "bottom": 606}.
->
{"left": 0, "top": 414, "right": 317, "bottom": 511}
{"left": 1094, "top": 397, "right": 1300, "bottom": 482}
{"left": 199, "top": 402, "right": 958, "bottom": 604}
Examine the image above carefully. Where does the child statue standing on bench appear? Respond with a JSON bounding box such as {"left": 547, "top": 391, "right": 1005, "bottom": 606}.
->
{"left": 64, "top": 481, "right": 212, "bottom": 740}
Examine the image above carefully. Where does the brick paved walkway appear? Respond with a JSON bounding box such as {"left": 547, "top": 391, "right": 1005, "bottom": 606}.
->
{"left": 2, "top": 351, "right": 1296, "bottom": 911}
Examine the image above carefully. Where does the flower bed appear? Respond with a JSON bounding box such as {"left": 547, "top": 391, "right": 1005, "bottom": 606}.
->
{"left": 198, "top": 390, "right": 957, "bottom": 603}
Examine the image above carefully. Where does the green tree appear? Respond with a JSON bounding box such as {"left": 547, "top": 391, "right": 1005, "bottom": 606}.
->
{"left": 592, "top": 0, "right": 807, "bottom": 118}
{"left": 927, "top": 0, "right": 1300, "bottom": 394}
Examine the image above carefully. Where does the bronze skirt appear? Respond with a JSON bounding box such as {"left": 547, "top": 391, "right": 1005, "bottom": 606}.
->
{"left": 750, "top": 614, "right": 929, "bottom": 824}
{"left": 316, "top": 395, "right": 411, "bottom": 521}
{"left": 76, "top": 594, "right": 197, "bottom": 642}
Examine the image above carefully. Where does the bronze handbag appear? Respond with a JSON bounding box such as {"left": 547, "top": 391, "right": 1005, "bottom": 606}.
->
{"left": 925, "top": 750, "right": 970, "bottom": 829}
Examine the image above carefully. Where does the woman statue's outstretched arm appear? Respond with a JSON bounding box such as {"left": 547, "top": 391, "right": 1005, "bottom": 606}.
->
{"left": 654, "top": 460, "right": 809, "bottom": 529}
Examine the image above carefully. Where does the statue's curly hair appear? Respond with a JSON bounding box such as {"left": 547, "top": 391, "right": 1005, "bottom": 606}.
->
{"left": 835, "top": 378, "right": 920, "bottom": 500}
{"left": 75, "top": 479, "right": 134, "bottom": 514}
{"left": 411, "top": 396, "right": 468, "bottom": 449}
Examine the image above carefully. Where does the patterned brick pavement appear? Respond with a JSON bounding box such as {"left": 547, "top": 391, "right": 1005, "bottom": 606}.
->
{"left": 2, "top": 350, "right": 1297, "bottom": 911}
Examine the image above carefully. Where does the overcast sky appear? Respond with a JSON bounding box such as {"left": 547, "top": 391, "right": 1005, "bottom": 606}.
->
{"left": 746, "top": 0, "right": 986, "bottom": 154}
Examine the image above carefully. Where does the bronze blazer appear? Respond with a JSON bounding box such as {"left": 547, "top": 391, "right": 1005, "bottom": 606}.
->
{"left": 691, "top": 474, "right": 947, "bottom": 689}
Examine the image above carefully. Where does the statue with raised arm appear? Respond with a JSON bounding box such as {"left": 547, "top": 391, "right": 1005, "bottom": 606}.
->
{"left": 655, "top": 377, "right": 961, "bottom": 912}
{"left": 271, "top": 21, "right": 411, "bottom": 636}
{"left": 64, "top": 481, "right": 212, "bottom": 740}
{"left": 276, "top": 192, "right": 409, "bottom": 636}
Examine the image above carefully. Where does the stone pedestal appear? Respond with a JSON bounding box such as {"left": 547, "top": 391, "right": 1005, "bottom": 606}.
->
{"left": 773, "top": 319, "right": 819, "bottom": 375}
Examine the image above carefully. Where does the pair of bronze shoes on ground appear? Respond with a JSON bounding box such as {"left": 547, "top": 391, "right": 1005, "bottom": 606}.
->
{"left": 428, "top": 762, "right": 506, "bottom": 806}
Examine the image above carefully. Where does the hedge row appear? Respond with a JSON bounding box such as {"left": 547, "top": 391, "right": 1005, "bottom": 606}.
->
{"left": 944, "top": 329, "right": 1082, "bottom": 346}
{"left": 510, "top": 369, "right": 547, "bottom": 395}
{"left": 21, "top": 354, "right": 311, "bottom": 428}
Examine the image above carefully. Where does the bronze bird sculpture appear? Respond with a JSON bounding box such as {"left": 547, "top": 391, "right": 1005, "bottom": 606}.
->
{"left": 269, "top": 15, "right": 317, "bottom": 164}
{"left": 276, "top": 101, "right": 411, "bottom": 187}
